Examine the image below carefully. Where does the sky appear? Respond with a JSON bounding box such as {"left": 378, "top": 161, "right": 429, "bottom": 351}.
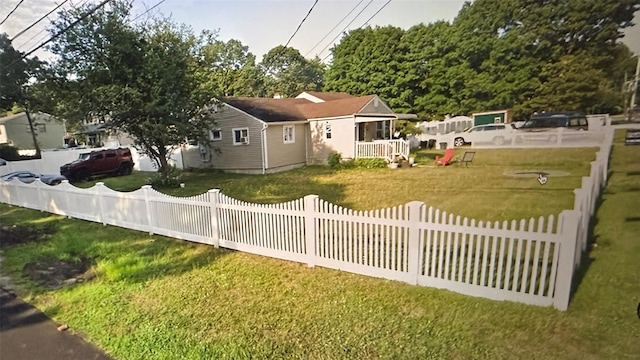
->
{"left": 0, "top": 0, "right": 639, "bottom": 63}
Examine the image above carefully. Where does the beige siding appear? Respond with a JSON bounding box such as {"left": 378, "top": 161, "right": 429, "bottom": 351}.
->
{"left": 308, "top": 116, "right": 355, "bottom": 164}
{"left": 182, "top": 106, "right": 264, "bottom": 172}
{"left": 359, "top": 96, "right": 395, "bottom": 115}
{"left": 265, "top": 123, "right": 306, "bottom": 169}
{"left": 1, "top": 113, "right": 66, "bottom": 150}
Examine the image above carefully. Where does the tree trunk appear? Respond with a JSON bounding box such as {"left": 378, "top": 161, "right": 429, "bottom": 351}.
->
{"left": 157, "top": 146, "right": 170, "bottom": 175}
{"left": 25, "top": 110, "right": 42, "bottom": 158}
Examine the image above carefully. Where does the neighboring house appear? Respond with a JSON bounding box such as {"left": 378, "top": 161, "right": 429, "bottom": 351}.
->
{"left": 75, "top": 117, "right": 135, "bottom": 148}
{"left": 0, "top": 112, "right": 67, "bottom": 150}
{"left": 181, "top": 91, "right": 416, "bottom": 174}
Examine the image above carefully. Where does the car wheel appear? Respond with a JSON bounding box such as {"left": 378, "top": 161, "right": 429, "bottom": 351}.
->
{"left": 493, "top": 136, "right": 505, "bottom": 145}
{"left": 118, "top": 163, "right": 132, "bottom": 176}
{"left": 75, "top": 169, "right": 90, "bottom": 182}
{"left": 454, "top": 137, "right": 465, "bottom": 147}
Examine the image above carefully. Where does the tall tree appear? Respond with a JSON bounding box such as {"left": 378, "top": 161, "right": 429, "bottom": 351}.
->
{"left": 260, "top": 45, "right": 325, "bottom": 98}
{"left": 46, "top": 1, "right": 220, "bottom": 174}
{"left": 0, "top": 33, "right": 46, "bottom": 156}
{"left": 200, "top": 38, "right": 264, "bottom": 97}
{"left": 324, "top": 26, "right": 410, "bottom": 110}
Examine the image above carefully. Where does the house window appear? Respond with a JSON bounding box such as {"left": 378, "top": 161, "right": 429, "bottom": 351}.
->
{"left": 325, "top": 123, "right": 332, "bottom": 139}
{"left": 210, "top": 128, "right": 222, "bottom": 141}
{"left": 283, "top": 125, "right": 295, "bottom": 144}
{"left": 26, "top": 124, "right": 46, "bottom": 133}
{"left": 375, "top": 121, "right": 389, "bottom": 139}
{"left": 233, "top": 128, "right": 249, "bottom": 145}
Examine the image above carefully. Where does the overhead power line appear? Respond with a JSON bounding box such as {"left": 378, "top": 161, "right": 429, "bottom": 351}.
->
{"left": 3, "top": 0, "right": 114, "bottom": 70}
{"left": 0, "top": 0, "right": 26, "bottom": 26}
{"left": 318, "top": 0, "right": 375, "bottom": 61}
{"left": 304, "top": 0, "right": 364, "bottom": 57}
{"left": 10, "top": 0, "right": 69, "bottom": 41}
{"left": 130, "top": 0, "right": 168, "bottom": 23}
{"left": 358, "top": 0, "right": 392, "bottom": 28}
{"left": 284, "top": 0, "right": 319, "bottom": 48}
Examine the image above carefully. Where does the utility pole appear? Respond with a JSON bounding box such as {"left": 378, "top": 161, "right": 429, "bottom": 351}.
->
{"left": 629, "top": 55, "right": 640, "bottom": 120}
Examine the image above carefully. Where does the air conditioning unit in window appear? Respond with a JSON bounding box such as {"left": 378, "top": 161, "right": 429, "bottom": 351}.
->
{"left": 239, "top": 137, "right": 249, "bottom": 144}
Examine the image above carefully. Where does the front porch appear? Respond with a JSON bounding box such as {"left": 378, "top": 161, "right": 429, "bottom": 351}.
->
{"left": 354, "top": 116, "right": 410, "bottom": 162}
{"left": 355, "top": 139, "right": 410, "bottom": 163}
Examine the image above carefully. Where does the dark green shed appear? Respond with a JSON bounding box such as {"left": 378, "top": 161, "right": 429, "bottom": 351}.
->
{"left": 472, "top": 109, "right": 513, "bottom": 126}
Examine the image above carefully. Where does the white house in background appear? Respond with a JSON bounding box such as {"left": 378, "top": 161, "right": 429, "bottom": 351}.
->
{"left": 181, "top": 91, "right": 416, "bottom": 174}
{"left": 0, "top": 112, "right": 67, "bottom": 150}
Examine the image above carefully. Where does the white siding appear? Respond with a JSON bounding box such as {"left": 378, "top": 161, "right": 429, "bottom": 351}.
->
{"left": 308, "top": 116, "right": 355, "bottom": 164}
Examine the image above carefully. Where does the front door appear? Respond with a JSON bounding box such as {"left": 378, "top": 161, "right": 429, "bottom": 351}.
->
{"left": 357, "top": 123, "right": 366, "bottom": 141}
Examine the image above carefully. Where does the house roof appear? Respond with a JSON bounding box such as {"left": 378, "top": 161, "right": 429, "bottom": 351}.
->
{"left": 299, "top": 91, "right": 355, "bottom": 102}
{"left": 0, "top": 112, "right": 26, "bottom": 124}
{"left": 0, "top": 112, "right": 60, "bottom": 125}
{"left": 225, "top": 97, "right": 309, "bottom": 122}
{"left": 225, "top": 93, "right": 401, "bottom": 123}
{"left": 297, "top": 95, "right": 377, "bottom": 119}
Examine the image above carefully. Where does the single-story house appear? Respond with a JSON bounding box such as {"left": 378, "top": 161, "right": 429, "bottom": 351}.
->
{"left": 0, "top": 112, "right": 67, "bottom": 150}
{"left": 181, "top": 91, "right": 416, "bottom": 174}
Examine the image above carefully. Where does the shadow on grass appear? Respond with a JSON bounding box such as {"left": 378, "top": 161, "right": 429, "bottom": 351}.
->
{"left": 568, "top": 191, "right": 605, "bottom": 304}
{"left": 91, "top": 233, "right": 230, "bottom": 285}
{"left": 1, "top": 214, "right": 233, "bottom": 290}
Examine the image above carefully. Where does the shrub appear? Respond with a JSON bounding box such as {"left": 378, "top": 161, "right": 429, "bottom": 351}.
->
{"left": 148, "top": 165, "right": 183, "bottom": 188}
{"left": 327, "top": 151, "right": 342, "bottom": 168}
{"left": 0, "top": 145, "right": 20, "bottom": 161}
{"left": 354, "top": 158, "right": 387, "bottom": 169}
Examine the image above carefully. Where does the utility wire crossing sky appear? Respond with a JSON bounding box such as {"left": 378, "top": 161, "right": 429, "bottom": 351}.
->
{"left": 1, "top": 0, "right": 639, "bottom": 63}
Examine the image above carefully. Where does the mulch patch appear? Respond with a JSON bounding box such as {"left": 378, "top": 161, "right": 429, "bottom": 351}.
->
{"left": 0, "top": 224, "right": 57, "bottom": 248}
{"left": 0, "top": 224, "right": 96, "bottom": 289}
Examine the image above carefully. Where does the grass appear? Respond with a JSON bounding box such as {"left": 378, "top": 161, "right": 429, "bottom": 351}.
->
{"left": 1, "top": 142, "right": 639, "bottom": 359}
{"left": 77, "top": 147, "right": 597, "bottom": 221}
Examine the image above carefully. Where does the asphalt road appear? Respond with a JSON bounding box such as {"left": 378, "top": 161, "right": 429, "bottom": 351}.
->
{"left": 0, "top": 288, "right": 113, "bottom": 360}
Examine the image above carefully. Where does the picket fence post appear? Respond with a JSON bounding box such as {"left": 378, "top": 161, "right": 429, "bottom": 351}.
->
{"left": 304, "top": 195, "right": 319, "bottom": 268}
{"left": 407, "top": 201, "right": 424, "bottom": 285}
{"left": 553, "top": 210, "right": 580, "bottom": 311}
{"left": 142, "top": 185, "right": 154, "bottom": 235}
{"left": 35, "top": 179, "right": 44, "bottom": 212}
{"left": 96, "top": 182, "right": 107, "bottom": 226}
{"left": 208, "top": 189, "right": 220, "bottom": 248}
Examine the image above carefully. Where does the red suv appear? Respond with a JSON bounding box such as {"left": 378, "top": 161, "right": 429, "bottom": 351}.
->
{"left": 60, "top": 148, "right": 135, "bottom": 182}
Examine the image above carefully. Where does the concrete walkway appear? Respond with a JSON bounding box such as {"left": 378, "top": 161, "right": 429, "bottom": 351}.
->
{"left": 0, "top": 288, "right": 113, "bottom": 360}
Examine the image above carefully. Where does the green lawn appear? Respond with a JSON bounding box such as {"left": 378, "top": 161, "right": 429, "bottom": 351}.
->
{"left": 77, "top": 147, "right": 597, "bottom": 221}
{"left": 1, "top": 140, "right": 639, "bottom": 359}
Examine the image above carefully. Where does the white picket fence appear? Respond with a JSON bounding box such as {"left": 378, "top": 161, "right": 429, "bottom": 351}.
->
{"left": 0, "top": 129, "right": 614, "bottom": 310}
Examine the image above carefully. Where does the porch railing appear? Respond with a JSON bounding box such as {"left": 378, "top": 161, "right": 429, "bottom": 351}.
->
{"left": 355, "top": 140, "right": 410, "bottom": 162}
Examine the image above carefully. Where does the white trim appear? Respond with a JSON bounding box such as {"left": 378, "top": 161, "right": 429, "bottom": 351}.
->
{"left": 307, "top": 115, "right": 353, "bottom": 121}
{"left": 264, "top": 120, "right": 308, "bottom": 126}
{"left": 209, "top": 128, "right": 222, "bottom": 141}
{"left": 262, "top": 123, "right": 268, "bottom": 173}
{"left": 224, "top": 103, "right": 269, "bottom": 126}
{"left": 232, "top": 127, "right": 249, "bottom": 145}
{"left": 283, "top": 125, "right": 295, "bottom": 144}
{"left": 471, "top": 109, "right": 509, "bottom": 116}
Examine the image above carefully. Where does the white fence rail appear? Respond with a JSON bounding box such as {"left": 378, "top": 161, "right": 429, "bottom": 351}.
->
{"left": 355, "top": 139, "right": 410, "bottom": 162}
{"left": 0, "top": 130, "right": 614, "bottom": 310}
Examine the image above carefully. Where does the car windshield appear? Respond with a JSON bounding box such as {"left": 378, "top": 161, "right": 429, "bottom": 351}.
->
{"left": 78, "top": 153, "right": 90, "bottom": 160}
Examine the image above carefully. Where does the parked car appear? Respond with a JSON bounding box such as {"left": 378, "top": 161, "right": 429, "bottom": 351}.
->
{"left": 0, "top": 171, "right": 67, "bottom": 185}
{"left": 516, "top": 111, "right": 588, "bottom": 142}
{"left": 454, "top": 123, "right": 516, "bottom": 147}
{"left": 60, "top": 147, "right": 135, "bottom": 182}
